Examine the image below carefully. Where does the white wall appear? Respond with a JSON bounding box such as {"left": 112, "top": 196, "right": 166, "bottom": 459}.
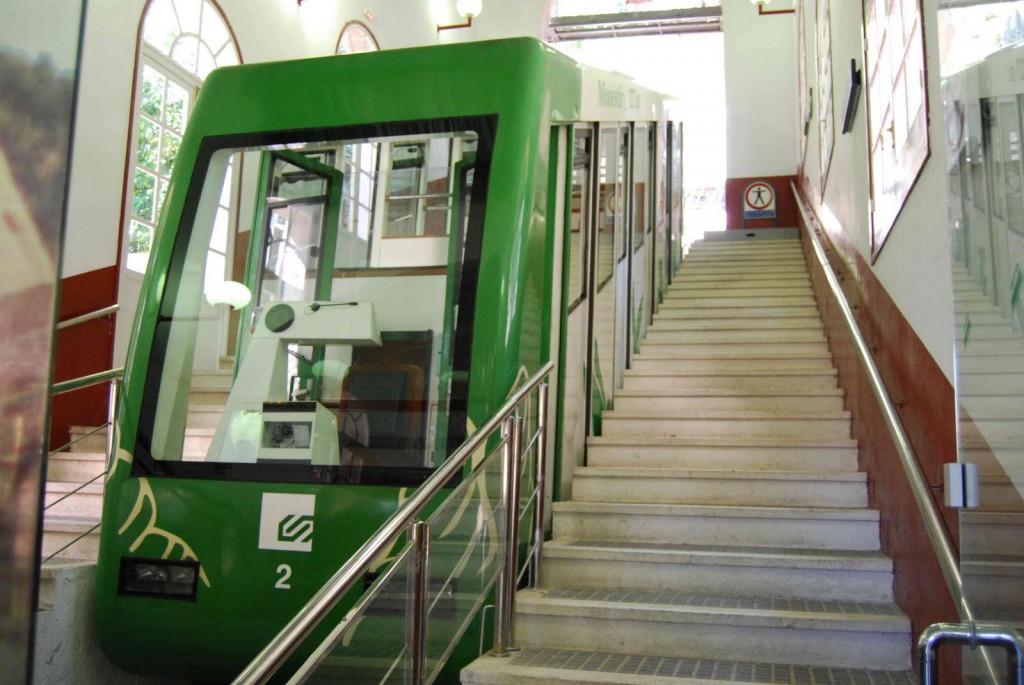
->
{"left": 64, "top": 0, "right": 551, "bottom": 364}
{"left": 799, "top": 0, "right": 954, "bottom": 380}
{"left": 723, "top": 0, "right": 799, "bottom": 179}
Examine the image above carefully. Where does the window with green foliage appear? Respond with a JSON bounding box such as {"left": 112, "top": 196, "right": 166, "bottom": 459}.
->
{"left": 127, "top": 0, "right": 238, "bottom": 273}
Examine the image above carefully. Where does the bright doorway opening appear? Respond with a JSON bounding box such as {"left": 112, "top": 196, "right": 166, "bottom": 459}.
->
{"left": 553, "top": 31, "right": 727, "bottom": 245}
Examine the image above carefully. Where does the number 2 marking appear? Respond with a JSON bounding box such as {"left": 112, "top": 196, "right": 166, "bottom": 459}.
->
{"left": 275, "top": 563, "right": 292, "bottom": 590}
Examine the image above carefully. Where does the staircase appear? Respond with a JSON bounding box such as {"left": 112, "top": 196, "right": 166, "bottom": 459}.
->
{"left": 462, "top": 237, "right": 915, "bottom": 684}
{"left": 41, "top": 359, "right": 233, "bottom": 563}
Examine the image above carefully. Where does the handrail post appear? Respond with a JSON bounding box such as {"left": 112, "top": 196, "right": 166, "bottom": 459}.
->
{"left": 532, "top": 384, "right": 549, "bottom": 588}
{"left": 409, "top": 521, "right": 430, "bottom": 685}
{"left": 492, "top": 415, "right": 523, "bottom": 656}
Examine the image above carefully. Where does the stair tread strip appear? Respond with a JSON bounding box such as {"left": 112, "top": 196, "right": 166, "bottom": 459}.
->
{"left": 544, "top": 540, "right": 893, "bottom": 569}
{"left": 552, "top": 501, "right": 879, "bottom": 519}
{"left": 463, "top": 648, "right": 915, "bottom": 684}
{"left": 518, "top": 588, "right": 909, "bottom": 631}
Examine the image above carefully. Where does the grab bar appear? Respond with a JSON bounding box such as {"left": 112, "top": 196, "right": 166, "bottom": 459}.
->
{"left": 56, "top": 304, "right": 118, "bottom": 330}
{"left": 793, "top": 184, "right": 1022, "bottom": 683}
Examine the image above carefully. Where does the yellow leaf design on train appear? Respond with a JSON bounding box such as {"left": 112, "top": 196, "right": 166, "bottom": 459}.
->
{"left": 118, "top": 477, "right": 211, "bottom": 588}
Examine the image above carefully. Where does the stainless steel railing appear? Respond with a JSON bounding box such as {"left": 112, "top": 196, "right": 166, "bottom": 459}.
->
{"left": 793, "top": 184, "right": 1023, "bottom": 685}
{"left": 44, "top": 304, "right": 122, "bottom": 562}
{"left": 234, "top": 361, "right": 554, "bottom": 685}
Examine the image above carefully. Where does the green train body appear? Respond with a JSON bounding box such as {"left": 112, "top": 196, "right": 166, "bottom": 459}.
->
{"left": 95, "top": 38, "right": 682, "bottom": 682}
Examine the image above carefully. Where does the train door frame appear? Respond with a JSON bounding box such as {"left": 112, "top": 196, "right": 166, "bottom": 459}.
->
{"left": 237, "top": 149, "right": 343, "bottom": 371}
{"left": 613, "top": 123, "right": 631, "bottom": 390}
{"left": 560, "top": 125, "right": 595, "bottom": 487}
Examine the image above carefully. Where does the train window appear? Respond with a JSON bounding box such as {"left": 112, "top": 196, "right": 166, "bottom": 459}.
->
{"left": 617, "top": 129, "right": 628, "bottom": 261}
{"left": 134, "top": 118, "right": 494, "bottom": 485}
{"left": 568, "top": 130, "right": 592, "bottom": 310}
{"left": 382, "top": 136, "right": 472, "bottom": 240}
{"left": 595, "top": 126, "right": 621, "bottom": 289}
{"left": 632, "top": 123, "right": 650, "bottom": 252}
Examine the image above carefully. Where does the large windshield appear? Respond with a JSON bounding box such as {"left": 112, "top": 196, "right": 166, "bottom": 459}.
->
{"left": 133, "top": 118, "right": 494, "bottom": 485}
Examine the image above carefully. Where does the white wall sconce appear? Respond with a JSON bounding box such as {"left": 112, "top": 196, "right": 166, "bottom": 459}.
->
{"left": 438, "top": 0, "right": 482, "bottom": 32}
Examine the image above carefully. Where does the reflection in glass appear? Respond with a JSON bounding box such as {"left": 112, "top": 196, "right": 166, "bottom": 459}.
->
{"left": 137, "top": 125, "right": 490, "bottom": 488}
{"left": 939, "top": 7, "right": 1024, "bottom": 678}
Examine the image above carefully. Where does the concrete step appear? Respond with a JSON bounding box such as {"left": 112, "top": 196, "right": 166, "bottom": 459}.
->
{"left": 959, "top": 355, "right": 1024, "bottom": 373}
{"left": 962, "top": 557, "right": 1024, "bottom": 609}
{"left": 664, "top": 284, "right": 813, "bottom": 299}
{"left": 187, "top": 388, "right": 231, "bottom": 405}
{"left": 960, "top": 393, "right": 1024, "bottom": 417}
{"left": 190, "top": 369, "right": 234, "bottom": 390}
{"left": 46, "top": 450, "right": 106, "bottom": 482}
{"left": 629, "top": 357, "right": 835, "bottom": 374}
{"left": 970, "top": 418, "right": 1024, "bottom": 443}
{"left": 688, "top": 238, "right": 802, "bottom": 252}
{"left": 676, "top": 264, "right": 810, "bottom": 278}
{"left": 186, "top": 404, "right": 227, "bottom": 429}
{"left": 613, "top": 389, "right": 845, "bottom": 414}
{"left": 571, "top": 467, "right": 867, "bottom": 507}
{"left": 43, "top": 481, "right": 104, "bottom": 518}
{"left": 512, "top": 588, "right": 910, "bottom": 671}
{"left": 961, "top": 511, "right": 1024, "bottom": 557}
{"left": 951, "top": 372, "right": 1024, "bottom": 394}
{"left": 632, "top": 341, "right": 831, "bottom": 357}
{"left": 462, "top": 648, "right": 915, "bottom": 685}
{"left": 976, "top": 473, "right": 1024, "bottom": 511}
{"left": 683, "top": 248, "right": 805, "bottom": 260}
{"left": 654, "top": 305, "right": 820, "bottom": 320}
{"left": 658, "top": 294, "right": 817, "bottom": 309}
{"left": 540, "top": 541, "right": 893, "bottom": 602}
{"left": 954, "top": 323, "right": 1023, "bottom": 341}
{"left": 645, "top": 326, "right": 825, "bottom": 341}
{"left": 957, "top": 311, "right": 1015, "bottom": 326}
{"left": 601, "top": 410, "right": 851, "bottom": 440}
{"left": 41, "top": 515, "right": 101, "bottom": 562}
{"left": 647, "top": 315, "right": 823, "bottom": 331}
{"left": 586, "top": 435, "right": 859, "bottom": 472}
{"left": 622, "top": 371, "right": 838, "bottom": 393}
{"left": 957, "top": 339, "right": 1024, "bottom": 355}
{"left": 551, "top": 501, "right": 880, "bottom": 551}
{"left": 67, "top": 426, "right": 110, "bottom": 454}
{"left": 69, "top": 426, "right": 215, "bottom": 459}
{"left": 667, "top": 273, "right": 812, "bottom": 289}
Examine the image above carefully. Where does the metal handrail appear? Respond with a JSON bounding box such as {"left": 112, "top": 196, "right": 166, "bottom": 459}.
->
{"left": 56, "top": 303, "right": 118, "bottom": 330}
{"left": 793, "top": 185, "right": 1023, "bottom": 683}
{"left": 234, "top": 361, "right": 555, "bottom": 685}
{"left": 44, "top": 367, "right": 123, "bottom": 563}
{"left": 51, "top": 367, "right": 124, "bottom": 396}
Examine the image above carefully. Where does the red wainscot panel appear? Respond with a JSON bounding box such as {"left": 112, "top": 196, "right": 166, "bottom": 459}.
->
{"left": 50, "top": 265, "right": 118, "bottom": 451}
{"left": 725, "top": 174, "right": 798, "bottom": 229}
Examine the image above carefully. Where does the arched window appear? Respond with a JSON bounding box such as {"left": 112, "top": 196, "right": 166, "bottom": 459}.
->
{"left": 337, "top": 21, "right": 379, "bottom": 55}
{"left": 127, "top": 0, "right": 239, "bottom": 273}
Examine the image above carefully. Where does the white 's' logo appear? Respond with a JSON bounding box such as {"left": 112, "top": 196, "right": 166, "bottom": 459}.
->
{"left": 259, "top": 493, "right": 315, "bottom": 552}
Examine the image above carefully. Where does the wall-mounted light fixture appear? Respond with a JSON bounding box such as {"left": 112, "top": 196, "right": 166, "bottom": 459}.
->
{"left": 437, "top": 0, "right": 482, "bottom": 31}
{"left": 751, "top": 0, "right": 794, "bottom": 16}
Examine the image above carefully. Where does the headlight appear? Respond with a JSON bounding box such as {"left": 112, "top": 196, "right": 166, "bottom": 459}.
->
{"left": 119, "top": 558, "right": 199, "bottom": 600}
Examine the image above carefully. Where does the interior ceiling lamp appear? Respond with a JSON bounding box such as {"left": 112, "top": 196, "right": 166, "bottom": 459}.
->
{"left": 438, "top": 0, "right": 482, "bottom": 31}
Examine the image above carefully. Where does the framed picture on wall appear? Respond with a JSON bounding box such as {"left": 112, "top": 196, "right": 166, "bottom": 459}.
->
{"left": 817, "top": 0, "right": 835, "bottom": 196}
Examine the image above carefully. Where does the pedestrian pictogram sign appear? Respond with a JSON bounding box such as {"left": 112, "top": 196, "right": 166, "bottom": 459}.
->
{"left": 743, "top": 181, "right": 777, "bottom": 220}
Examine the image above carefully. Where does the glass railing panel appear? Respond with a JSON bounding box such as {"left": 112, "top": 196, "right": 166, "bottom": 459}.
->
{"left": 938, "top": 8, "right": 1024, "bottom": 679}
{"left": 423, "top": 441, "right": 506, "bottom": 683}
{"left": 297, "top": 542, "right": 414, "bottom": 685}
